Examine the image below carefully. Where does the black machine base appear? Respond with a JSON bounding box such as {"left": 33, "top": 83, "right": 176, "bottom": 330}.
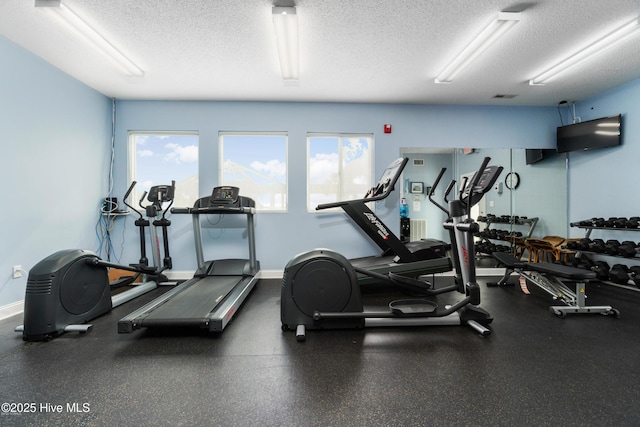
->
{"left": 281, "top": 249, "right": 492, "bottom": 341}
{"left": 20, "top": 249, "right": 112, "bottom": 342}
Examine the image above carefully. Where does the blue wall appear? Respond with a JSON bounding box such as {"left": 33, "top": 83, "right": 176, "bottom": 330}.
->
{"left": 3, "top": 31, "right": 640, "bottom": 308}
{"left": 568, "top": 78, "right": 640, "bottom": 243}
{"left": 112, "top": 101, "right": 556, "bottom": 274}
{"left": 0, "top": 36, "right": 112, "bottom": 308}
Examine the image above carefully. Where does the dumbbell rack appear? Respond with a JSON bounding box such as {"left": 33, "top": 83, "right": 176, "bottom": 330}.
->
{"left": 570, "top": 220, "right": 640, "bottom": 292}
{"left": 476, "top": 215, "right": 538, "bottom": 258}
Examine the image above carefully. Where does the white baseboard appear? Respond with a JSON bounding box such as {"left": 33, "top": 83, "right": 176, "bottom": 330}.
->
{"left": 0, "top": 300, "right": 24, "bottom": 322}
{"left": 257, "top": 270, "right": 283, "bottom": 279}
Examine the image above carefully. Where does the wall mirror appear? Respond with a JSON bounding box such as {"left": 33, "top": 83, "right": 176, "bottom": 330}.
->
{"left": 399, "top": 147, "right": 568, "bottom": 255}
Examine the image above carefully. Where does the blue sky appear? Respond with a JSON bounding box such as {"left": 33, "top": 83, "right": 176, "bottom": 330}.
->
{"left": 221, "top": 134, "right": 287, "bottom": 184}
{"left": 134, "top": 133, "right": 198, "bottom": 192}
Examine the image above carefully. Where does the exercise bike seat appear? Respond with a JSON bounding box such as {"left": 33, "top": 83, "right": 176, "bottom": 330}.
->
{"left": 492, "top": 252, "right": 596, "bottom": 281}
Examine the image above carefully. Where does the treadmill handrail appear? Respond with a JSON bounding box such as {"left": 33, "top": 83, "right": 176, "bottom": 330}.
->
{"left": 316, "top": 157, "right": 408, "bottom": 210}
{"left": 171, "top": 206, "right": 255, "bottom": 215}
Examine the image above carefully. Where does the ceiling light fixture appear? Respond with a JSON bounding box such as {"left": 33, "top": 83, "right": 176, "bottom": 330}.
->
{"left": 35, "top": 0, "right": 144, "bottom": 77}
{"left": 272, "top": 6, "right": 299, "bottom": 80}
{"left": 530, "top": 18, "right": 640, "bottom": 86}
{"left": 435, "top": 12, "right": 521, "bottom": 84}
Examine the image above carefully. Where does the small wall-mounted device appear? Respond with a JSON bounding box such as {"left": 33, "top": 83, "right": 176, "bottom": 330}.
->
{"left": 102, "top": 197, "right": 118, "bottom": 212}
{"left": 494, "top": 182, "right": 503, "bottom": 194}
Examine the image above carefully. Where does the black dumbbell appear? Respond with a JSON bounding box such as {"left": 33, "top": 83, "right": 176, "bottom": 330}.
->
{"left": 614, "top": 217, "right": 629, "bottom": 228}
{"left": 588, "top": 238, "right": 606, "bottom": 253}
{"left": 565, "top": 240, "right": 580, "bottom": 250}
{"left": 617, "top": 241, "right": 638, "bottom": 258}
{"left": 576, "top": 258, "right": 594, "bottom": 270}
{"left": 592, "top": 261, "right": 610, "bottom": 280}
{"left": 592, "top": 218, "right": 606, "bottom": 227}
{"left": 609, "top": 264, "right": 630, "bottom": 284}
{"left": 604, "top": 239, "right": 621, "bottom": 255}
{"left": 577, "top": 238, "right": 592, "bottom": 251}
{"left": 626, "top": 217, "right": 640, "bottom": 228}
{"left": 569, "top": 254, "right": 582, "bottom": 267}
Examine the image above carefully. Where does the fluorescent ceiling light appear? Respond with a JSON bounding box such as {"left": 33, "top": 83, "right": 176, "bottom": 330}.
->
{"left": 596, "top": 122, "right": 621, "bottom": 136}
{"left": 35, "top": 0, "right": 144, "bottom": 77}
{"left": 435, "top": 12, "right": 521, "bottom": 84}
{"left": 530, "top": 18, "right": 640, "bottom": 86}
{"left": 272, "top": 6, "right": 299, "bottom": 80}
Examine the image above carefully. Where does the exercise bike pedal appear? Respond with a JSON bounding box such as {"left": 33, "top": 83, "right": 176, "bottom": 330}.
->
{"left": 389, "top": 299, "right": 437, "bottom": 317}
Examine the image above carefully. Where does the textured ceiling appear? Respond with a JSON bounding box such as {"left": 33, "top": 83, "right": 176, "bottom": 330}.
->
{"left": 1, "top": 0, "right": 640, "bottom": 106}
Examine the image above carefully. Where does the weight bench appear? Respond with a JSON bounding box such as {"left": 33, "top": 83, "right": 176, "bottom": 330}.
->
{"left": 488, "top": 252, "right": 619, "bottom": 318}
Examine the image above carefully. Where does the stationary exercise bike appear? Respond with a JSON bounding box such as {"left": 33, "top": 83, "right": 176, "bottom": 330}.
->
{"left": 16, "top": 181, "right": 175, "bottom": 341}
{"left": 281, "top": 157, "right": 503, "bottom": 341}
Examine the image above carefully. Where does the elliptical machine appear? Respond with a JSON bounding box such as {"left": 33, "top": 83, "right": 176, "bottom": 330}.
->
{"left": 15, "top": 181, "right": 175, "bottom": 341}
{"left": 119, "top": 181, "right": 175, "bottom": 283}
{"left": 281, "top": 157, "right": 502, "bottom": 341}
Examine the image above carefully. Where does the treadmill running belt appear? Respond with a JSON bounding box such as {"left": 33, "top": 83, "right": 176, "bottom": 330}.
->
{"left": 143, "top": 276, "right": 241, "bottom": 322}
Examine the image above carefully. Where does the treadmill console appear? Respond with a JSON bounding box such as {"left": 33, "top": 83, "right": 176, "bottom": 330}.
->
{"left": 209, "top": 186, "right": 255, "bottom": 208}
{"left": 364, "top": 157, "right": 408, "bottom": 199}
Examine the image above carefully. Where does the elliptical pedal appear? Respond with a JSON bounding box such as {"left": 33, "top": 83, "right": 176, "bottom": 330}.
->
{"left": 389, "top": 299, "right": 438, "bottom": 316}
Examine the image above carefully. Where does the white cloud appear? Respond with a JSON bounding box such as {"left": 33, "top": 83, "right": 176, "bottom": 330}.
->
{"left": 309, "top": 153, "right": 338, "bottom": 184}
{"left": 137, "top": 149, "right": 154, "bottom": 157}
{"left": 250, "top": 159, "right": 286, "bottom": 177}
{"left": 164, "top": 143, "right": 198, "bottom": 163}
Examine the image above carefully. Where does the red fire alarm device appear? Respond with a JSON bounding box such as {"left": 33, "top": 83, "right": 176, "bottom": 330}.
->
{"left": 384, "top": 124, "right": 392, "bottom": 133}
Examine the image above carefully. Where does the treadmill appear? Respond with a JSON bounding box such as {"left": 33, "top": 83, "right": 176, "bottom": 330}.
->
{"left": 118, "top": 186, "right": 259, "bottom": 334}
{"left": 316, "top": 157, "right": 452, "bottom": 285}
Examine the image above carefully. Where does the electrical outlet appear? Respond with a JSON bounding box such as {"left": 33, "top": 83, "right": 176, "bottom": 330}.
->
{"left": 12, "top": 265, "right": 22, "bottom": 279}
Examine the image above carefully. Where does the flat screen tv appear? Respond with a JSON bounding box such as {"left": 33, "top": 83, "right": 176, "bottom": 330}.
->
{"left": 525, "top": 148, "right": 555, "bottom": 165}
{"left": 556, "top": 114, "right": 622, "bottom": 153}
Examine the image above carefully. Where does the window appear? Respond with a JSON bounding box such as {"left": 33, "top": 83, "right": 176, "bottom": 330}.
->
{"left": 127, "top": 132, "right": 199, "bottom": 208}
{"left": 219, "top": 133, "right": 288, "bottom": 211}
{"left": 307, "top": 133, "right": 374, "bottom": 211}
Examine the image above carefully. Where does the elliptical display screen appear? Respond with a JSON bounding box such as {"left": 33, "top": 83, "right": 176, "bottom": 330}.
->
{"left": 462, "top": 165, "right": 503, "bottom": 206}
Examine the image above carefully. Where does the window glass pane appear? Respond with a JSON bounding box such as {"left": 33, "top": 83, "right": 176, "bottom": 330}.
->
{"left": 308, "top": 134, "right": 373, "bottom": 211}
{"left": 128, "top": 133, "right": 199, "bottom": 208}
{"left": 220, "top": 133, "right": 287, "bottom": 211}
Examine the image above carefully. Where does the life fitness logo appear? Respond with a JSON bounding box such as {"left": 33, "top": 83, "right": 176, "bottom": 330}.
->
{"left": 364, "top": 213, "right": 390, "bottom": 240}
{"left": 461, "top": 245, "right": 470, "bottom": 266}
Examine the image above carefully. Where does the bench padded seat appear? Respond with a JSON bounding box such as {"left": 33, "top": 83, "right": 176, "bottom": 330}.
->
{"left": 493, "top": 252, "right": 596, "bottom": 281}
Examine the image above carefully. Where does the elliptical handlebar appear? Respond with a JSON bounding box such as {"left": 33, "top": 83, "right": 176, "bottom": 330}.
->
{"left": 160, "top": 181, "right": 176, "bottom": 219}
{"left": 443, "top": 180, "right": 456, "bottom": 204}
{"left": 465, "top": 156, "right": 490, "bottom": 216}
{"left": 461, "top": 156, "right": 503, "bottom": 217}
{"left": 123, "top": 181, "right": 144, "bottom": 219}
{"left": 457, "top": 177, "right": 469, "bottom": 205}
{"left": 428, "top": 168, "right": 450, "bottom": 216}
{"left": 471, "top": 157, "right": 492, "bottom": 189}
{"left": 123, "top": 180, "right": 137, "bottom": 201}
{"left": 138, "top": 191, "right": 148, "bottom": 209}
